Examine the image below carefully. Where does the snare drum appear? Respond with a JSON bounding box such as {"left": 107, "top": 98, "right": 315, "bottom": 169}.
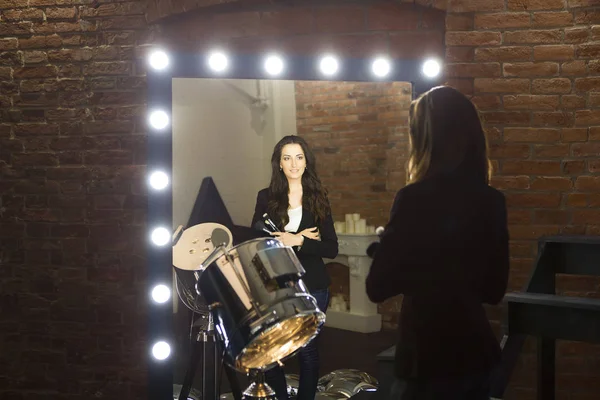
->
{"left": 197, "top": 237, "right": 325, "bottom": 372}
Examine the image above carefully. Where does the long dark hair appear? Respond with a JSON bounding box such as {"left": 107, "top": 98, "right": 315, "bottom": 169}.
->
{"left": 407, "top": 86, "right": 492, "bottom": 185}
{"left": 267, "top": 135, "right": 331, "bottom": 228}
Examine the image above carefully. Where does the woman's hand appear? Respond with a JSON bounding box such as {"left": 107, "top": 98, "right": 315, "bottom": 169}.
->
{"left": 300, "top": 227, "right": 320, "bottom": 241}
{"left": 270, "top": 232, "right": 304, "bottom": 247}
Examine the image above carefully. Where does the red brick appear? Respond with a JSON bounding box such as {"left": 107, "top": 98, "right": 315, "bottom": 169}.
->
{"left": 589, "top": 160, "right": 600, "bottom": 173}
{"left": 12, "top": 153, "right": 59, "bottom": 167}
{"left": 82, "top": 62, "right": 131, "bottom": 76}
{"left": 504, "top": 128, "right": 560, "bottom": 142}
{"left": 593, "top": 25, "right": 600, "bottom": 41}
{"left": 568, "top": 0, "right": 598, "bottom": 6}
{"left": 575, "top": 77, "right": 600, "bottom": 92}
{"left": 509, "top": 225, "right": 561, "bottom": 240}
{"left": 389, "top": 31, "right": 444, "bottom": 58}
{"left": 561, "top": 60, "right": 587, "bottom": 75}
{"left": 474, "top": 12, "right": 530, "bottom": 29}
{"left": 446, "top": 47, "right": 474, "bottom": 62}
{"left": 18, "top": 35, "right": 62, "bottom": 49}
{"left": 367, "top": 3, "right": 419, "bottom": 31}
{"left": 46, "top": 7, "right": 77, "bottom": 20}
{"left": 491, "top": 176, "right": 530, "bottom": 190}
{"left": 575, "top": 176, "right": 600, "bottom": 192}
{"left": 481, "top": 111, "right": 530, "bottom": 125}
{"left": 589, "top": 93, "right": 600, "bottom": 108}
{"left": 533, "top": 11, "right": 573, "bottom": 27}
{"left": 565, "top": 27, "right": 590, "bottom": 43}
{"left": 575, "top": 110, "right": 600, "bottom": 126}
{"left": 561, "top": 128, "right": 588, "bottom": 142}
{"left": 577, "top": 43, "right": 600, "bottom": 58}
{"left": 13, "top": 123, "right": 59, "bottom": 137}
{"left": 445, "top": 63, "right": 501, "bottom": 78}
{"left": 567, "top": 193, "right": 587, "bottom": 207}
{"left": 590, "top": 127, "right": 600, "bottom": 141}
{"left": 471, "top": 95, "right": 501, "bottom": 110}
{"left": 532, "top": 78, "right": 572, "bottom": 94}
{"left": 503, "top": 160, "right": 562, "bottom": 175}
{"left": 506, "top": 192, "right": 562, "bottom": 207}
{"left": 508, "top": 210, "right": 534, "bottom": 224}
{"left": 313, "top": 6, "right": 365, "bottom": 33}
{"left": 563, "top": 160, "right": 586, "bottom": 174}
{"left": 535, "top": 210, "right": 571, "bottom": 224}
{"left": 0, "top": 22, "right": 32, "bottom": 36}
{"left": 508, "top": 0, "right": 566, "bottom": 10}
{"left": 421, "top": 8, "right": 445, "bottom": 29}
{"left": 96, "top": 16, "right": 146, "bottom": 31}
{"left": 503, "top": 62, "right": 559, "bottom": 77}
{"left": 503, "top": 95, "right": 559, "bottom": 110}
{"left": 504, "top": 29, "right": 562, "bottom": 44}
{"left": 532, "top": 111, "right": 574, "bottom": 127}
{"left": 590, "top": 60, "right": 600, "bottom": 74}
{"left": 574, "top": 10, "right": 600, "bottom": 24}
{"left": 446, "top": 31, "right": 502, "bottom": 46}
{"left": 560, "top": 95, "right": 585, "bottom": 110}
{"left": 0, "top": 38, "right": 18, "bottom": 51}
{"left": 475, "top": 46, "right": 531, "bottom": 62}
{"left": 474, "top": 78, "right": 530, "bottom": 93}
{"left": 13, "top": 66, "right": 58, "bottom": 79}
{"left": 573, "top": 210, "right": 600, "bottom": 224}
{"left": 47, "top": 48, "right": 93, "bottom": 62}
{"left": 258, "top": 9, "right": 312, "bottom": 36}
{"left": 445, "top": 14, "right": 473, "bottom": 31}
{"left": 489, "top": 143, "right": 530, "bottom": 159}
{"left": 534, "top": 143, "right": 570, "bottom": 158}
{"left": 571, "top": 142, "right": 600, "bottom": 157}
{"left": 447, "top": 0, "right": 505, "bottom": 12}
{"left": 533, "top": 45, "right": 575, "bottom": 61}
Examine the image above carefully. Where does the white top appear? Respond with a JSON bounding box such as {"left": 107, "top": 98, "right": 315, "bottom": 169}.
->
{"left": 284, "top": 206, "right": 302, "bottom": 233}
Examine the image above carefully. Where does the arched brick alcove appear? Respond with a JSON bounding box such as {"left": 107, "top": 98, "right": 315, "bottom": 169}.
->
{"left": 150, "top": 0, "right": 447, "bottom": 330}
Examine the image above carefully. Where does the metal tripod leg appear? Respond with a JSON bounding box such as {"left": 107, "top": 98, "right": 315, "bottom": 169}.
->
{"left": 178, "top": 313, "right": 215, "bottom": 400}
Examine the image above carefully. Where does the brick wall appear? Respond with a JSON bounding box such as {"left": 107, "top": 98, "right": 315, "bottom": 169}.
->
{"left": 0, "top": 0, "right": 150, "bottom": 398}
{"left": 294, "top": 80, "right": 412, "bottom": 228}
{"left": 158, "top": 0, "right": 445, "bottom": 332}
{"left": 2, "top": 0, "right": 599, "bottom": 397}
{"left": 444, "top": 1, "right": 600, "bottom": 398}
{"left": 294, "top": 80, "right": 412, "bottom": 329}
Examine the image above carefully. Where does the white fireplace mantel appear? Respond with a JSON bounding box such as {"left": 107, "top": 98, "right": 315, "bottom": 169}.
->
{"left": 324, "top": 233, "right": 382, "bottom": 333}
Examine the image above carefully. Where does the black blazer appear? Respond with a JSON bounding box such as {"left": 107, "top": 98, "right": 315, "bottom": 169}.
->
{"left": 251, "top": 188, "right": 339, "bottom": 291}
{"left": 366, "top": 173, "right": 509, "bottom": 379}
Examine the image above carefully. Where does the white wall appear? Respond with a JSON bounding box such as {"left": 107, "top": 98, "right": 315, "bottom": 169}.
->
{"left": 172, "top": 78, "right": 297, "bottom": 229}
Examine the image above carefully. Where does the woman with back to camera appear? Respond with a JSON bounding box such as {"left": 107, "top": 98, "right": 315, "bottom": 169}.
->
{"left": 365, "top": 86, "right": 509, "bottom": 400}
{"left": 251, "top": 134, "right": 338, "bottom": 400}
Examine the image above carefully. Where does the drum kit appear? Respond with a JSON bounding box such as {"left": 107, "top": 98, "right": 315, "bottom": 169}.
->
{"left": 172, "top": 222, "right": 327, "bottom": 400}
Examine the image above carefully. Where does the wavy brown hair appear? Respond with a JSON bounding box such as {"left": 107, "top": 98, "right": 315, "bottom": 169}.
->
{"left": 267, "top": 135, "right": 330, "bottom": 228}
{"left": 407, "top": 86, "right": 493, "bottom": 185}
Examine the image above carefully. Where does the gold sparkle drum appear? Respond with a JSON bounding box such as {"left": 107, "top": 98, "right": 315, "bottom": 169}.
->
{"left": 197, "top": 237, "right": 325, "bottom": 372}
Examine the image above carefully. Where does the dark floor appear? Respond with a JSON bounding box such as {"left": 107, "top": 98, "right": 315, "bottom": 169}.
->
{"left": 173, "top": 309, "right": 397, "bottom": 397}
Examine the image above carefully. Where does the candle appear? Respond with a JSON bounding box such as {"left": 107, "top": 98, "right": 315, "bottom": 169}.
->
{"left": 367, "top": 225, "right": 375, "bottom": 234}
{"left": 352, "top": 213, "right": 360, "bottom": 221}
{"left": 346, "top": 219, "right": 355, "bottom": 234}
{"left": 355, "top": 219, "right": 366, "bottom": 234}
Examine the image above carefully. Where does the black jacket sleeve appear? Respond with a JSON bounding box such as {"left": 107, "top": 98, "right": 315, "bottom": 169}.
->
{"left": 365, "top": 189, "right": 414, "bottom": 303}
{"left": 482, "top": 192, "right": 510, "bottom": 305}
{"left": 251, "top": 189, "right": 268, "bottom": 231}
{"left": 298, "top": 211, "right": 339, "bottom": 259}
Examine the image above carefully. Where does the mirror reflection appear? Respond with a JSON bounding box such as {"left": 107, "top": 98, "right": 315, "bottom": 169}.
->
{"left": 171, "top": 78, "right": 411, "bottom": 400}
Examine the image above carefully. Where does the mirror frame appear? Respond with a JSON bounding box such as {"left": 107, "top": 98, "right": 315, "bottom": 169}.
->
{"left": 145, "top": 49, "right": 444, "bottom": 400}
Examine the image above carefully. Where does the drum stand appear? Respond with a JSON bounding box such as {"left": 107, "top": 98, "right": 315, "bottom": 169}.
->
{"left": 177, "top": 312, "right": 243, "bottom": 400}
{"left": 242, "top": 370, "right": 277, "bottom": 400}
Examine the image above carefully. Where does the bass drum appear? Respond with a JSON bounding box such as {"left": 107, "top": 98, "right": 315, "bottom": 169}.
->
{"left": 197, "top": 237, "right": 325, "bottom": 372}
